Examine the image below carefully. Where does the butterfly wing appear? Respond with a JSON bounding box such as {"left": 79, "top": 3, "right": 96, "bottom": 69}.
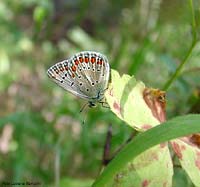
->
{"left": 47, "top": 51, "right": 110, "bottom": 102}
{"left": 73, "top": 51, "right": 110, "bottom": 101}
{"left": 47, "top": 59, "right": 90, "bottom": 100}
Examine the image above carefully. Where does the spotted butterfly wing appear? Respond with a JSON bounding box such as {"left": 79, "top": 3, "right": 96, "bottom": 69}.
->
{"left": 47, "top": 51, "right": 110, "bottom": 103}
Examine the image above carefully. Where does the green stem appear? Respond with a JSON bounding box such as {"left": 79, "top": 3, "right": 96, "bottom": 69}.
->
{"left": 162, "top": 41, "right": 196, "bottom": 91}
{"left": 189, "top": 0, "right": 197, "bottom": 41}
{"left": 162, "top": 0, "right": 197, "bottom": 91}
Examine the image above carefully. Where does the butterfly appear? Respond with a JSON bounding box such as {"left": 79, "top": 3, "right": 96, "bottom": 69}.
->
{"left": 47, "top": 51, "right": 110, "bottom": 109}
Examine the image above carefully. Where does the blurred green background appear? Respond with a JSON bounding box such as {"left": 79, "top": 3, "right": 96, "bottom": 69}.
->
{"left": 0, "top": 0, "right": 200, "bottom": 186}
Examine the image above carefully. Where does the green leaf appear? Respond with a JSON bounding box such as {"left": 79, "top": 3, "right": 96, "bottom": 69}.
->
{"left": 171, "top": 139, "right": 200, "bottom": 186}
{"left": 103, "top": 144, "right": 173, "bottom": 187}
{"left": 173, "top": 168, "right": 193, "bottom": 187}
{"left": 105, "top": 69, "right": 160, "bottom": 130}
{"left": 92, "top": 114, "right": 200, "bottom": 187}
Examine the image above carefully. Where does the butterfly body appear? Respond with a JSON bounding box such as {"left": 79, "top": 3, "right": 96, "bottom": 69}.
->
{"left": 47, "top": 51, "right": 110, "bottom": 106}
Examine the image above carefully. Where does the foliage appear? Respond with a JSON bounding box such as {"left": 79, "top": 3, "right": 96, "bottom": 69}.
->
{"left": 0, "top": 0, "right": 200, "bottom": 186}
{"left": 93, "top": 70, "right": 200, "bottom": 186}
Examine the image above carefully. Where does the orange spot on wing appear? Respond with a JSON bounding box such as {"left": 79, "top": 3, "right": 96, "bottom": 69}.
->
{"left": 71, "top": 65, "right": 76, "bottom": 72}
{"left": 97, "top": 59, "right": 103, "bottom": 65}
{"left": 71, "top": 73, "right": 75, "bottom": 78}
{"left": 79, "top": 57, "right": 84, "bottom": 63}
{"left": 75, "top": 59, "right": 79, "bottom": 65}
{"left": 85, "top": 57, "right": 89, "bottom": 63}
{"left": 91, "top": 57, "right": 96, "bottom": 63}
{"left": 99, "top": 59, "right": 103, "bottom": 65}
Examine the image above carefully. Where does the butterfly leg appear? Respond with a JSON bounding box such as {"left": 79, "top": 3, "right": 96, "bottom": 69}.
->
{"left": 80, "top": 102, "right": 89, "bottom": 113}
{"left": 99, "top": 101, "right": 110, "bottom": 108}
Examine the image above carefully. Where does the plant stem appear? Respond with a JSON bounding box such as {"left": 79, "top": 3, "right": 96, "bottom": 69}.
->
{"left": 162, "top": 0, "right": 197, "bottom": 91}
